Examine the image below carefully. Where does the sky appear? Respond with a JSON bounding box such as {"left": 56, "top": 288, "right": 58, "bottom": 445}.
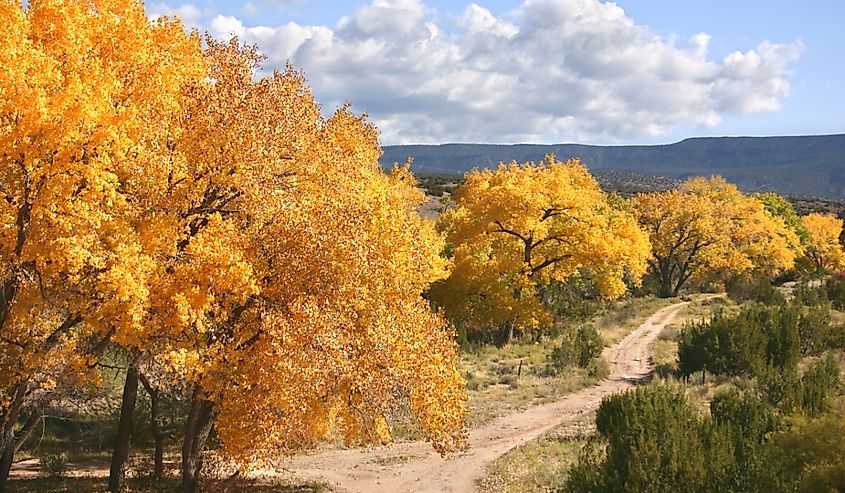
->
{"left": 146, "top": 0, "right": 845, "bottom": 145}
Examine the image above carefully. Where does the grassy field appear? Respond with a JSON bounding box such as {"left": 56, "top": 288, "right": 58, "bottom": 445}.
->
{"left": 592, "top": 295, "right": 676, "bottom": 345}
{"left": 460, "top": 341, "right": 601, "bottom": 427}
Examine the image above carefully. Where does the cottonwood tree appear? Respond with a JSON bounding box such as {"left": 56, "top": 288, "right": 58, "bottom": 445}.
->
{"left": 107, "top": 39, "right": 466, "bottom": 492}
{"left": 0, "top": 1, "right": 204, "bottom": 489}
{"left": 801, "top": 213, "right": 845, "bottom": 274}
{"left": 430, "top": 157, "right": 650, "bottom": 342}
{"left": 633, "top": 177, "right": 798, "bottom": 297}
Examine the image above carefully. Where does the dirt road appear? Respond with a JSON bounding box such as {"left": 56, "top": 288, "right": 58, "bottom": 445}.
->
{"left": 276, "top": 300, "right": 692, "bottom": 493}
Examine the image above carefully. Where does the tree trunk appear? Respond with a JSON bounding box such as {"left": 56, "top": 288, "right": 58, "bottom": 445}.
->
{"left": 0, "top": 382, "right": 27, "bottom": 492}
{"left": 0, "top": 449, "right": 11, "bottom": 493}
{"left": 139, "top": 373, "right": 163, "bottom": 482}
{"left": 671, "top": 277, "right": 686, "bottom": 298}
{"left": 0, "top": 438, "right": 13, "bottom": 493}
{"left": 0, "top": 276, "right": 18, "bottom": 331}
{"left": 181, "top": 388, "right": 215, "bottom": 493}
{"left": 498, "top": 321, "right": 515, "bottom": 346}
{"left": 655, "top": 260, "right": 673, "bottom": 299}
{"left": 0, "top": 405, "right": 43, "bottom": 492}
{"left": 658, "top": 276, "right": 674, "bottom": 298}
{"left": 109, "top": 360, "right": 140, "bottom": 493}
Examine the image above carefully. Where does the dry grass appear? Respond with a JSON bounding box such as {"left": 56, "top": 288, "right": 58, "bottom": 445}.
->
{"left": 660, "top": 294, "right": 736, "bottom": 339}
{"left": 476, "top": 412, "right": 595, "bottom": 493}
{"left": 593, "top": 295, "right": 676, "bottom": 345}
{"left": 460, "top": 340, "right": 600, "bottom": 427}
{"left": 652, "top": 339, "right": 679, "bottom": 374}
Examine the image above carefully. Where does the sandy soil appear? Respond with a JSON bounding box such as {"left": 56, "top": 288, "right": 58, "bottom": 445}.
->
{"left": 271, "top": 300, "right": 692, "bottom": 493}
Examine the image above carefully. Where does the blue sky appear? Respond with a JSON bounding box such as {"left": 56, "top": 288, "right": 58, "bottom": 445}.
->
{"left": 147, "top": 0, "right": 845, "bottom": 145}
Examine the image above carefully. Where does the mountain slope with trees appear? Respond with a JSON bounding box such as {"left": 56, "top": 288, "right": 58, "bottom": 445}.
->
{"left": 381, "top": 134, "right": 845, "bottom": 201}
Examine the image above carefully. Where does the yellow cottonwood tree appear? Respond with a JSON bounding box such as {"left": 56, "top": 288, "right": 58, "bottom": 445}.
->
{"left": 801, "top": 213, "right": 845, "bottom": 273}
{"left": 632, "top": 176, "right": 798, "bottom": 297}
{"left": 117, "top": 40, "right": 466, "bottom": 491}
{"left": 0, "top": 0, "right": 205, "bottom": 487}
{"left": 430, "top": 157, "right": 650, "bottom": 340}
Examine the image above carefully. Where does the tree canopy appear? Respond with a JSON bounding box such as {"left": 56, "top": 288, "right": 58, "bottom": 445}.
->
{"left": 801, "top": 213, "right": 845, "bottom": 274}
{"left": 632, "top": 176, "right": 798, "bottom": 297}
{"left": 0, "top": 0, "right": 205, "bottom": 484}
{"left": 754, "top": 192, "right": 810, "bottom": 247}
{"left": 430, "top": 156, "right": 650, "bottom": 337}
{"left": 1, "top": 3, "right": 466, "bottom": 490}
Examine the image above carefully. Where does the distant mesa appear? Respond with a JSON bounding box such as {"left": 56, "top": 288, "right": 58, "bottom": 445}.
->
{"left": 380, "top": 134, "right": 845, "bottom": 201}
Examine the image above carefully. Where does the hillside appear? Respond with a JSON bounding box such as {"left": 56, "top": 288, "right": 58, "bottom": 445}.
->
{"left": 381, "top": 134, "right": 845, "bottom": 201}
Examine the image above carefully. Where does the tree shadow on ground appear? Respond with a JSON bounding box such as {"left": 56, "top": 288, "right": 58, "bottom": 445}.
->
{"left": 9, "top": 475, "right": 328, "bottom": 493}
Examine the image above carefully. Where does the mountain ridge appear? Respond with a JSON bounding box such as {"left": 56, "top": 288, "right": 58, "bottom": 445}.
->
{"left": 380, "top": 134, "right": 845, "bottom": 201}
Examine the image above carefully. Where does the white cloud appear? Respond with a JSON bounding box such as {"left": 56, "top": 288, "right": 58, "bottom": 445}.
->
{"left": 209, "top": 14, "right": 247, "bottom": 38}
{"left": 460, "top": 4, "right": 518, "bottom": 39}
{"left": 146, "top": 2, "right": 205, "bottom": 25}
{"left": 202, "top": 0, "right": 803, "bottom": 144}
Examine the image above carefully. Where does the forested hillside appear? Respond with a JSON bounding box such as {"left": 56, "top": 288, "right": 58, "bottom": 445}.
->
{"left": 382, "top": 134, "right": 845, "bottom": 201}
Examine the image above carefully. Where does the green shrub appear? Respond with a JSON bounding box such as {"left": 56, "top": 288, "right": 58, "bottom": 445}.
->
{"left": 677, "top": 310, "right": 769, "bottom": 381}
{"left": 566, "top": 385, "right": 740, "bottom": 493}
{"left": 800, "top": 353, "right": 841, "bottom": 417}
{"left": 677, "top": 301, "right": 837, "bottom": 383}
{"left": 588, "top": 358, "right": 610, "bottom": 379}
{"left": 792, "top": 283, "right": 828, "bottom": 307}
{"left": 797, "top": 304, "right": 834, "bottom": 355}
{"left": 726, "top": 272, "right": 786, "bottom": 305}
{"left": 574, "top": 325, "right": 604, "bottom": 368}
{"left": 40, "top": 451, "right": 68, "bottom": 477}
{"left": 759, "top": 365, "right": 802, "bottom": 411}
{"left": 762, "top": 400, "right": 845, "bottom": 493}
{"left": 711, "top": 388, "right": 777, "bottom": 489}
{"left": 825, "top": 275, "right": 845, "bottom": 310}
{"left": 711, "top": 388, "right": 777, "bottom": 444}
{"left": 546, "top": 324, "right": 605, "bottom": 375}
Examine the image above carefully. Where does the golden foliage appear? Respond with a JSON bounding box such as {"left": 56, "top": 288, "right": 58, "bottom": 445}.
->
{"left": 1, "top": 4, "right": 465, "bottom": 466}
{"left": 632, "top": 176, "right": 798, "bottom": 297}
{"left": 0, "top": 0, "right": 204, "bottom": 417}
{"left": 801, "top": 213, "right": 845, "bottom": 273}
{"left": 430, "top": 156, "right": 650, "bottom": 333}
{"left": 137, "top": 40, "right": 465, "bottom": 462}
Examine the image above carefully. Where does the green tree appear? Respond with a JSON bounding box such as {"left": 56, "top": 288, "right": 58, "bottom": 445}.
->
{"left": 754, "top": 193, "right": 810, "bottom": 246}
